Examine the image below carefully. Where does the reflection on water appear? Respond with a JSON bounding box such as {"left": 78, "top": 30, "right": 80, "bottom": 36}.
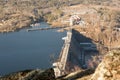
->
{"left": 0, "top": 22, "right": 65, "bottom": 75}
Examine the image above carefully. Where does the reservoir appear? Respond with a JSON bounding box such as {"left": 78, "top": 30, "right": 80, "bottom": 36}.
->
{"left": 0, "top": 22, "right": 65, "bottom": 75}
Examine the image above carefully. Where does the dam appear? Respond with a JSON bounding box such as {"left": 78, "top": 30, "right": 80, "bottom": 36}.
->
{"left": 53, "top": 29, "right": 98, "bottom": 77}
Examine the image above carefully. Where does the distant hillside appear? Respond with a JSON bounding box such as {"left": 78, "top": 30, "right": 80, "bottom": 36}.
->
{"left": 0, "top": 0, "right": 119, "bottom": 32}
{"left": 0, "top": 0, "right": 65, "bottom": 32}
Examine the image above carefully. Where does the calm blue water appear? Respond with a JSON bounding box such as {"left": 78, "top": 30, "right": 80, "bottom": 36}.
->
{"left": 0, "top": 22, "right": 65, "bottom": 75}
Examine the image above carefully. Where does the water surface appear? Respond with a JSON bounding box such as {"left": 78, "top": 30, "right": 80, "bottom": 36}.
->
{"left": 0, "top": 22, "right": 65, "bottom": 75}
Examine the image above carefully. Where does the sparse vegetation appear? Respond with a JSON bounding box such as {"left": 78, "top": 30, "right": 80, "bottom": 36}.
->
{"left": 0, "top": 0, "right": 65, "bottom": 32}
{"left": 0, "top": 0, "right": 120, "bottom": 80}
{"left": 0, "top": 0, "right": 120, "bottom": 32}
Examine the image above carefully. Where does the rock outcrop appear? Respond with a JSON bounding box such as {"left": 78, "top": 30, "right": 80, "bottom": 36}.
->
{"left": 90, "top": 50, "right": 120, "bottom": 80}
{"left": 0, "top": 68, "right": 55, "bottom": 80}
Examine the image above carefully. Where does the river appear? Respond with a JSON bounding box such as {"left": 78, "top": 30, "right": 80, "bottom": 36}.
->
{"left": 0, "top": 22, "right": 65, "bottom": 75}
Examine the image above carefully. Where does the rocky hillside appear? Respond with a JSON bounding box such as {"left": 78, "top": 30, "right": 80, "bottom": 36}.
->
{"left": 90, "top": 50, "right": 120, "bottom": 80}
{"left": 0, "top": 0, "right": 64, "bottom": 33}
{"left": 0, "top": 0, "right": 120, "bottom": 33}
{"left": 57, "top": 4, "right": 120, "bottom": 52}
{"left": 0, "top": 68, "right": 55, "bottom": 80}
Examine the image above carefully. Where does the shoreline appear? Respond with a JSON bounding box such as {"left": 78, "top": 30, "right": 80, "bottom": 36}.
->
{"left": 0, "top": 17, "right": 44, "bottom": 33}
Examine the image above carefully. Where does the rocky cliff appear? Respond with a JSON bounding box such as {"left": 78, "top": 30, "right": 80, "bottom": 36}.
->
{"left": 90, "top": 50, "right": 120, "bottom": 80}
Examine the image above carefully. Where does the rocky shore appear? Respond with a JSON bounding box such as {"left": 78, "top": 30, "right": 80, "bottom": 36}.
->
{"left": 0, "top": 0, "right": 64, "bottom": 33}
{"left": 0, "top": 68, "right": 55, "bottom": 80}
{"left": 0, "top": 14, "right": 41, "bottom": 33}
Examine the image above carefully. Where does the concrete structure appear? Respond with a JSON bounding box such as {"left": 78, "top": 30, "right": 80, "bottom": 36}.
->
{"left": 53, "top": 31, "right": 72, "bottom": 77}
{"left": 69, "top": 15, "right": 86, "bottom": 27}
{"left": 69, "top": 15, "right": 81, "bottom": 26}
{"left": 53, "top": 29, "right": 98, "bottom": 77}
{"left": 79, "top": 43, "right": 97, "bottom": 51}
